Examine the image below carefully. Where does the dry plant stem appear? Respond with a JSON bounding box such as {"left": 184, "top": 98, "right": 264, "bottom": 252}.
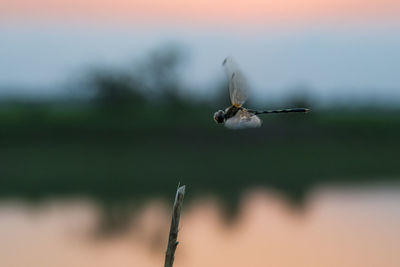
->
{"left": 164, "top": 185, "right": 186, "bottom": 267}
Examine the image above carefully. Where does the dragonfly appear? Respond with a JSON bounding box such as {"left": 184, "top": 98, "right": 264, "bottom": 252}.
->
{"left": 213, "top": 57, "right": 310, "bottom": 129}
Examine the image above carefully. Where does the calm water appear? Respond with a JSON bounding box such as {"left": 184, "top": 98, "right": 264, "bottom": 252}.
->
{"left": 0, "top": 185, "right": 399, "bottom": 267}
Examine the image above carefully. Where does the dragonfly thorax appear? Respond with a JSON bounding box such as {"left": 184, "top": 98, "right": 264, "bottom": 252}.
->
{"left": 214, "top": 106, "right": 243, "bottom": 124}
{"left": 224, "top": 105, "right": 242, "bottom": 120}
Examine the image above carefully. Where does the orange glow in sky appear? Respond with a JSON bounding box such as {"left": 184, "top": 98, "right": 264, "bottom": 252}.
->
{"left": 2, "top": 0, "right": 400, "bottom": 26}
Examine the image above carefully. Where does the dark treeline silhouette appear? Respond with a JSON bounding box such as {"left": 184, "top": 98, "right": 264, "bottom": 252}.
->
{"left": 0, "top": 46, "right": 399, "bottom": 230}
{"left": 84, "top": 45, "right": 194, "bottom": 110}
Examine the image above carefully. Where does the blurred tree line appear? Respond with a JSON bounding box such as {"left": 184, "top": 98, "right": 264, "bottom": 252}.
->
{"left": 86, "top": 46, "right": 186, "bottom": 108}
{"left": 0, "top": 45, "right": 399, "bottom": 232}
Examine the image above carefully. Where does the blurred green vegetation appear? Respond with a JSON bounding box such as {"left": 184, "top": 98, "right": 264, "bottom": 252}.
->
{"left": 0, "top": 47, "right": 399, "bottom": 215}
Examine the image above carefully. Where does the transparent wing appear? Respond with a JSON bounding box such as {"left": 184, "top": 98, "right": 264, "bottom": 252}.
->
{"left": 225, "top": 110, "right": 262, "bottom": 129}
{"left": 222, "top": 57, "right": 249, "bottom": 106}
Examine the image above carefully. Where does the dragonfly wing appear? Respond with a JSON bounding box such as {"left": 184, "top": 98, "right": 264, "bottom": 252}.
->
{"left": 225, "top": 110, "right": 262, "bottom": 129}
{"left": 222, "top": 57, "right": 249, "bottom": 106}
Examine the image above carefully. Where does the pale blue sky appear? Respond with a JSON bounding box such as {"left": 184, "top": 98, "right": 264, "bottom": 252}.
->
{"left": 1, "top": 23, "right": 399, "bottom": 105}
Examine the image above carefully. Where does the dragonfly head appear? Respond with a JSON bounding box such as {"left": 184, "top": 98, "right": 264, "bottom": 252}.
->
{"left": 213, "top": 110, "right": 226, "bottom": 124}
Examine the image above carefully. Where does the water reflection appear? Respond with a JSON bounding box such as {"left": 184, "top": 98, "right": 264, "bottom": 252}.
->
{"left": 0, "top": 186, "right": 399, "bottom": 267}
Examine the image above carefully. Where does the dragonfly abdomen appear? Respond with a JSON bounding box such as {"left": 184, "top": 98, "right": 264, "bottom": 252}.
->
{"left": 252, "top": 108, "right": 310, "bottom": 115}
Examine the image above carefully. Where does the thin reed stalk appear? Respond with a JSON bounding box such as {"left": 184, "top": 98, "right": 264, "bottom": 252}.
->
{"left": 164, "top": 184, "right": 186, "bottom": 267}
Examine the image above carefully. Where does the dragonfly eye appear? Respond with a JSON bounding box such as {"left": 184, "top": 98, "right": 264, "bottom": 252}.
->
{"left": 213, "top": 110, "right": 225, "bottom": 124}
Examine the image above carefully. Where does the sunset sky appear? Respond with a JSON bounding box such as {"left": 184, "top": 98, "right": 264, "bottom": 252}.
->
{"left": 2, "top": 0, "right": 400, "bottom": 25}
{"left": 1, "top": 0, "right": 399, "bottom": 103}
